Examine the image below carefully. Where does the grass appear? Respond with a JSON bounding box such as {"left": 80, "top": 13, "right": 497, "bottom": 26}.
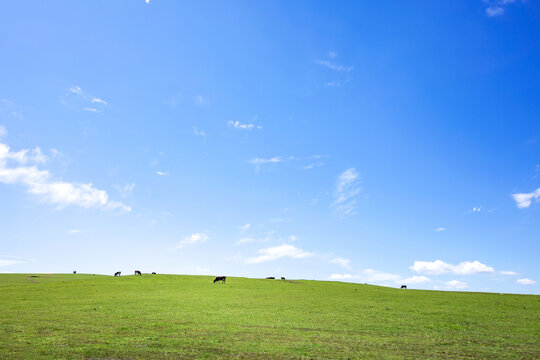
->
{"left": 0, "top": 274, "right": 538, "bottom": 359}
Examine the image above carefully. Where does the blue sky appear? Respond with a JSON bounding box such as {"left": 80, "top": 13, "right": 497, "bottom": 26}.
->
{"left": 0, "top": 0, "right": 539, "bottom": 294}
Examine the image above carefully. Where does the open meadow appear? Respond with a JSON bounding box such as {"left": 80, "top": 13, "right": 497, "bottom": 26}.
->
{"left": 0, "top": 273, "right": 538, "bottom": 359}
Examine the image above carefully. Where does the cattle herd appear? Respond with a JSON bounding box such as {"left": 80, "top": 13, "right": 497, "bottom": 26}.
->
{"left": 110, "top": 272, "right": 292, "bottom": 285}
{"left": 113, "top": 271, "right": 154, "bottom": 276}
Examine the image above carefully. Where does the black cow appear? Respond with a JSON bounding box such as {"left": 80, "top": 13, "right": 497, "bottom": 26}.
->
{"left": 400, "top": 285, "right": 407, "bottom": 289}
{"left": 281, "top": 277, "right": 285, "bottom": 280}
{"left": 73, "top": 271, "right": 76, "bottom": 274}
{"left": 266, "top": 277, "right": 275, "bottom": 280}
{"left": 114, "top": 271, "right": 121, "bottom": 277}
{"left": 152, "top": 272, "right": 156, "bottom": 275}
{"left": 213, "top": 276, "right": 226, "bottom": 283}
{"left": 135, "top": 270, "right": 142, "bottom": 276}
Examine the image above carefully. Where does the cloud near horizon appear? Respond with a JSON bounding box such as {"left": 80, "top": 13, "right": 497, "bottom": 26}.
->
{"left": 411, "top": 260, "right": 494, "bottom": 275}
{"left": 0, "top": 141, "right": 130, "bottom": 213}
{"left": 245, "top": 244, "right": 313, "bottom": 264}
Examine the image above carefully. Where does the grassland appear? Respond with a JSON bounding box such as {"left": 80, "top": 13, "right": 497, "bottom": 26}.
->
{"left": 0, "top": 274, "right": 538, "bottom": 359}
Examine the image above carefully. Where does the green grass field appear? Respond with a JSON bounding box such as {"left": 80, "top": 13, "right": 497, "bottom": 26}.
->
{"left": 0, "top": 274, "right": 538, "bottom": 359}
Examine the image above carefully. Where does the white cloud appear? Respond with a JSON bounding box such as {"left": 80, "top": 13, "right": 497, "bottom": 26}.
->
{"left": 176, "top": 232, "right": 209, "bottom": 249}
{"left": 68, "top": 229, "right": 80, "bottom": 234}
{"left": 145, "top": 0, "right": 150, "bottom": 3}
{"left": 91, "top": 98, "right": 108, "bottom": 105}
{"left": 330, "top": 269, "right": 401, "bottom": 283}
{"left": 0, "top": 126, "right": 6, "bottom": 137}
{"left": 517, "top": 278, "right": 536, "bottom": 285}
{"left": 486, "top": 6, "right": 504, "bottom": 16}
{"left": 303, "top": 162, "right": 325, "bottom": 170}
{"left": 249, "top": 156, "right": 285, "bottom": 165}
{"left": 66, "top": 86, "right": 108, "bottom": 112}
{"left": 333, "top": 168, "right": 361, "bottom": 216}
{"left": 435, "top": 227, "right": 445, "bottom": 232}
{"left": 445, "top": 280, "right": 468, "bottom": 289}
{"left": 193, "top": 126, "right": 206, "bottom": 137}
{"left": 115, "top": 183, "right": 135, "bottom": 197}
{"left": 238, "top": 223, "right": 251, "bottom": 230}
{"left": 470, "top": 206, "right": 482, "bottom": 213}
{"left": 0, "top": 259, "right": 23, "bottom": 267}
{"left": 328, "top": 51, "right": 337, "bottom": 58}
{"left": 314, "top": 59, "right": 354, "bottom": 72}
{"left": 485, "top": 0, "right": 516, "bottom": 17}
{"left": 0, "top": 142, "right": 130, "bottom": 213}
{"left": 228, "top": 121, "right": 261, "bottom": 130}
{"left": 156, "top": 171, "right": 168, "bottom": 176}
{"left": 331, "top": 257, "right": 351, "bottom": 269}
{"left": 233, "top": 237, "right": 255, "bottom": 246}
{"left": 330, "top": 273, "right": 354, "bottom": 280}
{"left": 401, "top": 275, "right": 432, "bottom": 284}
{"left": 195, "top": 266, "right": 210, "bottom": 274}
{"left": 288, "top": 235, "right": 297, "bottom": 242}
{"left": 411, "top": 260, "right": 495, "bottom": 275}
{"left": 245, "top": 244, "right": 313, "bottom": 264}
{"left": 499, "top": 270, "right": 518, "bottom": 276}
{"left": 512, "top": 188, "right": 540, "bottom": 209}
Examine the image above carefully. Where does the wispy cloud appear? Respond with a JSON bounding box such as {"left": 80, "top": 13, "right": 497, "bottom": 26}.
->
{"left": 445, "top": 280, "right": 468, "bottom": 289}
{"left": 0, "top": 99, "right": 25, "bottom": 120}
{"left": 331, "top": 257, "right": 352, "bottom": 269}
{"left": 249, "top": 155, "right": 328, "bottom": 170}
{"left": 156, "top": 171, "right": 168, "bottom": 176}
{"left": 512, "top": 188, "right": 540, "bottom": 209}
{"left": 333, "top": 168, "right": 361, "bottom": 216}
{"left": 234, "top": 238, "right": 255, "bottom": 246}
{"left": 330, "top": 269, "right": 401, "bottom": 283}
{"left": 227, "top": 120, "right": 261, "bottom": 130}
{"left": 314, "top": 59, "right": 354, "bottom": 72}
{"left": 245, "top": 244, "right": 313, "bottom": 264}
{"left": 176, "top": 232, "right": 209, "bottom": 249}
{"left": 402, "top": 275, "right": 432, "bottom": 284}
{"left": 238, "top": 223, "right": 251, "bottom": 230}
{"left": 0, "top": 126, "right": 7, "bottom": 137}
{"left": 470, "top": 206, "right": 482, "bottom": 213}
{"left": 485, "top": 0, "right": 516, "bottom": 17}
{"left": 0, "top": 140, "right": 130, "bottom": 213}
{"left": 435, "top": 227, "right": 445, "bottom": 232}
{"left": 250, "top": 156, "right": 287, "bottom": 165}
{"left": 64, "top": 86, "right": 109, "bottom": 112}
{"left": 68, "top": 229, "right": 81, "bottom": 234}
{"left": 411, "top": 260, "right": 495, "bottom": 275}
{"left": 193, "top": 126, "right": 206, "bottom": 137}
{"left": 0, "top": 259, "right": 23, "bottom": 267}
{"left": 115, "top": 183, "right": 135, "bottom": 197}
{"left": 516, "top": 278, "right": 536, "bottom": 285}
{"left": 499, "top": 270, "right": 518, "bottom": 276}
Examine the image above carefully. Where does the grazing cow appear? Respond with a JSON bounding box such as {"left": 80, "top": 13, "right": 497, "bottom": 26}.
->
{"left": 135, "top": 270, "right": 142, "bottom": 276}
{"left": 266, "top": 277, "right": 275, "bottom": 280}
{"left": 400, "top": 285, "right": 407, "bottom": 289}
{"left": 114, "top": 271, "right": 121, "bottom": 277}
{"left": 281, "top": 277, "right": 285, "bottom": 280}
{"left": 213, "top": 276, "right": 226, "bottom": 283}
{"left": 73, "top": 271, "right": 76, "bottom": 274}
{"left": 152, "top": 272, "right": 156, "bottom": 275}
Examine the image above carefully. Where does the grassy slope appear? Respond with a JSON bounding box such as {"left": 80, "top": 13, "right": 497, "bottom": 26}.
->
{"left": 0, "top": 274, "right": 538, "bottom": 359}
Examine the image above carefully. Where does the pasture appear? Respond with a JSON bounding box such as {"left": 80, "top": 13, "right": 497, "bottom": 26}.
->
{"left": 0, "top": 274, "right": 538, "bottom": 359}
